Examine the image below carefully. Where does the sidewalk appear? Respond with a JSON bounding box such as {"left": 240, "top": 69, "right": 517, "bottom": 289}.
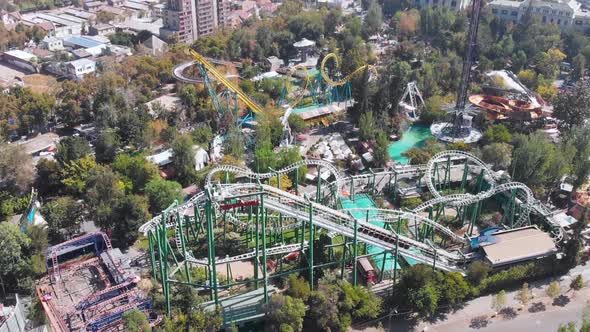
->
{"left": 413, "top": 266, "right": 590, "bottom": 332}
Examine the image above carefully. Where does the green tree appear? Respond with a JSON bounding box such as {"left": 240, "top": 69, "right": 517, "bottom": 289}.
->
{"left": 359, "top": 111, "right": 376, "bottom": 141}
{"left": 0, "top": 143, "right": 34, "bottom": 194}
{"left": 373, "top": 130, "right": 390, "bottom": 167}
{"left": 556, "top": 322, "right": 577, "bottom": 332}
{"left": 491, "top": 290, "right": 507, "bottom": 312}
{"left": 288, "top": 114, "right": 306, "bottom": 133}
{"left": 224, "top": 126, "right": 244, "bottom": 159}
{"left": 113, "top": 154, "right": 160, "bottom": 193}
{"left": 511, "top": 132, "right": 573, "bottom": 196}
{"left": 571, "top": 275, "right": 585, "bottom": 292}
{"left": 516, "top": 283, "right": 532, "bottom": 307}
{"left": 145, "top": 179, "right": 183, "bottom": 213}
{"left": 553, "top": 79, "right": 590, "bottom": 131}
{"left": 483, "top": 124, "right": 512, "bottom": 144}
{"left": 286, "top": 274, "right": 311, "bottom": 301}
{"left": 85, "top": 165, "right": 125, "bottom": 231}
{"left": 35, "top": 159, "right": 62, "bottom": 197}
{"left": 264, "top": 294, "right": 306, "bottom": 332}
{"left": 572, "top": 54, "right": 587, "bottom": 80}
{"left": 0, "top": 223, "right": 31, "bottom": 296}
{"left": 171, "top": 134, "right": 196, "bottom": 186}
{"left": 112, "top": 195, "right": 150, "bottom": 249}
{"left": 61, "top": 156, "right": 98, "bottom": 196}
{"left": 41, "top": 196, "right": 84, "bottom": 241}
{"left": 192, "top": 124, "right": 214, "bottom": 146}
{"left": 95, "top": 128, "right": 121, "bottom": 163}
{"left": 481, "top": 143, "right": 513, "bottom": 169}
{"left": 56, "top": 136, "right": 92, "bottom": 165}
{"left": 546, "top": 281, "right": 561, "bottom": 300}
{"left": 122, "top": 309, "right": 150, "bottom": 332}
{"left": 363, "top": 0, "right": 383, "bottom": 37}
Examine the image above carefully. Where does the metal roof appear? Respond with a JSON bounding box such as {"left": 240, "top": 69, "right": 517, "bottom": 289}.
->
{"left": 482, "top": 226, "right": 557, "bottom": 267}
{"left": 64, "top": 35, "right": 104, "bottom": 48}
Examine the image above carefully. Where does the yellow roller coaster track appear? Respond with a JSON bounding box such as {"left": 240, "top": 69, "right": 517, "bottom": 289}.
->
{"left": 320, "top": 53, "right": 378, "bottom": 87}
{"left": 285, "top": 64, "right": 312, "bottom": 109}
{"left": 188, "top": 49, "right": 281, "bottom": 116}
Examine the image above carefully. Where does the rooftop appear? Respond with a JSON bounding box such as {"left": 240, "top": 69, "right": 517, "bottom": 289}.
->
{"left": 63, "top": 35, "right": 105, "bottom": 48}
{"left": 481, "top": 226, "right": 557, "bottom": 267}
{"left": 4, "top": 49, "right": 37, "bottom": 62}
{"left": 67, "top": 58, "right": 96, "bottom": 68}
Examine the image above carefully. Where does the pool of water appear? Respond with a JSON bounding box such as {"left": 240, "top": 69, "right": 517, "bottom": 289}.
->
{"left": 340, "top": 194, "right": 401, "bottom": 272}
{"left": 388, "top": 125, "right": 433, "bottom": 164}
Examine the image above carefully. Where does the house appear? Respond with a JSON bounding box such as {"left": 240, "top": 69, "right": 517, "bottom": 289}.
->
{"left": 40, "top": 36, "right": 63, "bottom": 51}
{"left": 2, "top": 50, "right": 38, "bottom": 74}
{"left": 65, "top": 58, "right": 96, "bottom": 79}
{"left": 266, "top": 56, "right": 283, "bottom": 71}
{"left": 84, "top": 1, "right": 105, "bottom": 12}
{"left": 141, "top": 35, "right": 168, "bottom": 56}
{"left": 1, "top": 9, "right": 22, "bottom": 26}
{"left": 89, "top": 23, "right": 117, "bottom": 36}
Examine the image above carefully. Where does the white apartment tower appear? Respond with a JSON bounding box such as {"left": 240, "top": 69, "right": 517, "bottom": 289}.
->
{"left": 160, "top": 0, "right": 229, "bottom": 44}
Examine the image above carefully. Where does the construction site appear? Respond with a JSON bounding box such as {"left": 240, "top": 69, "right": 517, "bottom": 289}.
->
{"left": 36, "top": 232, "right": 160, "bottom": 332}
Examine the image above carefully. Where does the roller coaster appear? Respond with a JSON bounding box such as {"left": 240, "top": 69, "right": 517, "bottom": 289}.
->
{"left": 139, "top": 150, "right": 563, "bottom": 326}
{"left": 173, "top": 50, "right": 376, "bottom": 144}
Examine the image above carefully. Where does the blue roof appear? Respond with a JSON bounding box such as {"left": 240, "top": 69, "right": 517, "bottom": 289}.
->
{"left": 64, "top": 36, "right": 103, "bottom": 48}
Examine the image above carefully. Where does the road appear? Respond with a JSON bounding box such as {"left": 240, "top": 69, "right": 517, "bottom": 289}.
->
{"left": 411, "top": 264, "right": 590, "bottom": 332}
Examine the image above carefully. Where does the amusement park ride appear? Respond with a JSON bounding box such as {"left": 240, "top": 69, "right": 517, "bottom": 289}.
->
{"left": 140, "top": 150, "right": 563, "bottom": 326}
{"left": 431, "top": 0, "right": 484, "bottom": 143}
{"left": 173, "top": 49, "right": 375, "bottom": 145}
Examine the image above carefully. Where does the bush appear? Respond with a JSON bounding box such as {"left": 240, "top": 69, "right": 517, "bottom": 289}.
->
{"left": 400, "top": 197, "right": 422, "bottom": 210}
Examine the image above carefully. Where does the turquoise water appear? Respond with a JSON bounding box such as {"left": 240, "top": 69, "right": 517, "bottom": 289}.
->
{"left": 340, "top": 194, "right": 401, "bottom": 272}
{"left": 388, "top": 125, "right": 433, "bottom": 164}
{"left": 291, "top": 105, "right": 318, "bottom": 114}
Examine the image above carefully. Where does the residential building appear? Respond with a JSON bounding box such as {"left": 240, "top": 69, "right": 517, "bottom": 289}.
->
{"left": 0, "top": 10, "right": 22, "bottom": 26}
{"left": 84, "top": 1, "right": 105, "bottom": 12}
{"left": 89, "top": 23, "right": 117, "bottom": 35}
{"left": 413, "top": 0, "right": 472, "bottom": 11}
{"left": 488, "top": 0, "right": 590, "bottom": 30}
{"left": 141, "top": 35, "right": 169, "bottom": 55}
{"left": 160, "top": 0, "right": 229, "bottom": 44}
{"left": 160, "top": 0, "right": 198, "bottom": 43}
{"left": 40, "top": 36, "right": 64, "bottom": 51}
{"left": 65, "top": 58, "right": 96, "bottom": 79}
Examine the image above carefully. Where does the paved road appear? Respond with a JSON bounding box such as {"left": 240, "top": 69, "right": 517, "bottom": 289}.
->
{"left": 411, "top": 265, "right": 590, "bottom": 332}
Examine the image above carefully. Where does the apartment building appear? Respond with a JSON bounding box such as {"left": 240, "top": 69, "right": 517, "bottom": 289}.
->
{"left": 489, "top": 0, "right": 590, "bottom": 30}
{"left": 413, "top": 0, "right": 472, "bottom": 11}
{"left": 160, "top": 0, "right": 229, "bottom": 44}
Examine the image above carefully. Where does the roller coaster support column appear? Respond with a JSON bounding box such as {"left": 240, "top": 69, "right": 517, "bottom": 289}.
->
{"left": 148, "top": 232, "right": 156, "bottom": 280}
{"left": 205, "top": 199, "right": 219, "bottom": 305}
{"left": 294, "top": 168, "right": 299, "bottom": 196}
{"left": 460, "top": 159, "right": 469, "bottom": 192}
{"left": 261, "top": 192, "right": 269, "bottom": 303}
{"left": 340, "top": 236, "right": 348, "bottom": 280}
{"left": 393, "top": 217, "right": 401, "bottom": 284}
{"left": 316, "top": 166, "right": 322, "bottom": 203}
{"left": 159, "top": 207, "right": 171, "bottom": 315}
{"left": 468, "top": 169, "right": 485, "bottom": 236}
{"left": 254, "top": 203, "right": 259, "bottom": 289}
{"left": 352, "top": 214, "right": 361, "bottom": 286}
{"left": 350, "top": 177, "right": 355, "bottom": 201}
{"left": 270, "top": 168, "right": 284, "bottom": 243}
{"left": 369, "top": 169, "right": 375, "bottom": 196}
{"left": 308, "top": 201, "right": 314, "bottom": 291}
{"left": 392, "top": 172, "right": 398, "bottom": 201}
{"left": 176, "top": 204, "right": 191, "bottom": 283}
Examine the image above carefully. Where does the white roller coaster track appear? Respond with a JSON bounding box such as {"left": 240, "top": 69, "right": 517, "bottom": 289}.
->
{"left": 139, "top": 151, "right": 564, "bottom": 272}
